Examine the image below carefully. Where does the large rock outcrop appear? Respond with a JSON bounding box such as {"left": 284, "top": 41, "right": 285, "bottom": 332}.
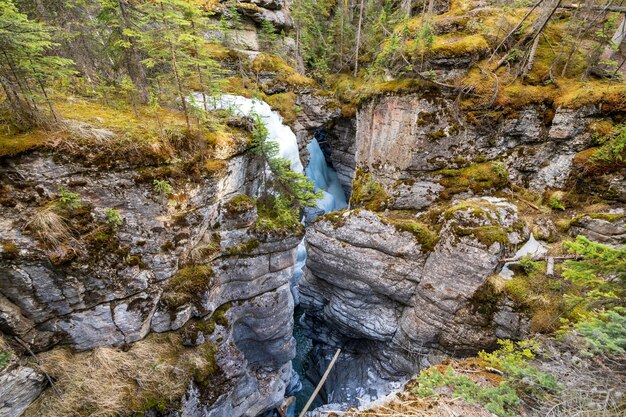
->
{"left": 353, "top": 92, "right": 612, "bottom": 208}
{"left": 300, "top": 198, "right": 530, "bottom": 404}
{"left": 0, "top": 132, "right": 299, "bottom": 416}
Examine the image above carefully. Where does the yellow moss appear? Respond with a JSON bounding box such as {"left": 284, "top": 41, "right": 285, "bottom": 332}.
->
{"left": 350, "top": 169, "right": 389, "bottom": 211}
{"left": 0, "top": 129, "right": 50, "bottom": 157}
{"left": 379, "top": 215, "right": 440, "bottom": 251}
{"left": 555, "top": 80, "right": 626, "bottom": 111}
{"left": 265, "top": 92, "right": 299, "bottom": 124}
{"left": 329, "top": 74, "right": 429, "bottom": 107}
{"left": 251, "top": 53, "right": 316, "bottom": 89}
{"left": 430, "top": 33, "right": 489, "bottom": 58}
{"left": 203, "top": 159, "right": 228, "bottom": 174}
{"left": 437, "top": 162, "right": 509, "bottom": 200}
{"left": 504, "top": 263, "right": 566, "bottom": 333}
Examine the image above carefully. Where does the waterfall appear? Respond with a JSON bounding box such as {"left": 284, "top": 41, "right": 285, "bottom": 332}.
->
{"left": 192, "top": 93, "right": 304, "bottom": 173}
{"left": 306, "top": 138, "right": 348, "bottom": 213}
{"left": 192, "top": 94, "right": 348, "bottom": 416}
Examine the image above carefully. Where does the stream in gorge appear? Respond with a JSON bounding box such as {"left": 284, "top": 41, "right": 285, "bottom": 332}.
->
{"left": 194, "top": 93, "right": 349, "bottom": 415}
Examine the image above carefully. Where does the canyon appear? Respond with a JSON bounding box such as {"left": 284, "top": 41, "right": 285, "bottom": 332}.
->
{"left": 1, "top": 0, "right": 625, "bottom": 417}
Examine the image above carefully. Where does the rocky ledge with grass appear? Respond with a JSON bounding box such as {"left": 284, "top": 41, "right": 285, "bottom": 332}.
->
{"left": 0, "top": 113, "right": 302, "bottom": 416}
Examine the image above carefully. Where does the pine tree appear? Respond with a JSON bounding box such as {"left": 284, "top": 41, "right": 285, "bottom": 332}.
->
{"left": 97, "top": 0, "right": 149, "bottom": 103}
{"left": 0, "top": 0, "right": 74, "bottom": 127}
{"left": 139, "top": 0, "right": 192, "bottom": 131}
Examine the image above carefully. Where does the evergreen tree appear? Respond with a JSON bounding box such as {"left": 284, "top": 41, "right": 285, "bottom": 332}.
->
{"left": 97, "top": 0, "right": 149, "bottom": 103}
{"left": 0, "top": 0, "right": 74, "bottom": 127}
{"left": 251, "top": 114, "right": 321, "bottom": 209}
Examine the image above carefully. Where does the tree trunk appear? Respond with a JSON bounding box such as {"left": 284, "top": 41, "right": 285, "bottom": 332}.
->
{"left": 118, "top": 0, "right": 149, "bottom": 103}
{"left": 354, "top": 0, "right": 365, "bottom": 77}
{"left": 160, "top": 2, "right": 191, "bottom": 131}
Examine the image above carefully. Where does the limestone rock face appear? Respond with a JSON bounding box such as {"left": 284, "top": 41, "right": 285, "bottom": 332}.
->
{"left": 353, "top": 94, "right": 607, "bottom": 208}
{"left": 300, "top": 198, "right": 530, "bottom": 403}
{"left": 0, "top": 366, "right": 46, "bottom": 417}
{"left": 325, "top": 118, "right": 357, "bottom": 196}
{"left": 0, "top": 147, "right": 299, "bottom": 416}
{"left": 570, "top": 213, "right": 626, "bottom": 245}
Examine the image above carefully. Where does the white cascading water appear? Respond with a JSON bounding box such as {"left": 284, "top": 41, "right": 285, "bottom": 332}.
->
{"left": 192, "top": 94, "right": 348, "bottom": 415}
{"left": 192, "top": 93, "right": 304, "bottom": 173}
{"left": 306, "top": 138, "right": 348, "bottom": 212}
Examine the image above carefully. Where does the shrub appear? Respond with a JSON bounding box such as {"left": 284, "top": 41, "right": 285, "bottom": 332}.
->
{"left": 153, "top": 179, "right": 173, "bottom": 196}
{"left": 518, "top": 255, "right": 540, "bottom": 274}
{"left": 572, "top": 307, "right": 626, "bottom": 356}
{"left": 412, "top": 366, "right": 520, "bottom": 416}
{"left": 104, "top": 208, "right": 123, "bottom": 227}
{"left": 253, "top": 195, "right": 304, "bottom": 236}
{"left": 57, "top": 186, "right": 81, "bottom": 209}
{"left": 479, "top": 340, "right": 559, "bottom": 398}
{"left": 161, "top": 266, "right": 214, "bottom": 309}
{"left": 223, "top": 194, "right": 254, "bottom": 216}
{"left": 0, "top": 351, "right": 11, "bottom": 369}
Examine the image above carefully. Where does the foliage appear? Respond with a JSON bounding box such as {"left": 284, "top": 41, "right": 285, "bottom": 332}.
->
{"left": 562, "top": 235, "right": 626, "bottom": 313}
{"left": 162, "top": 266, "right": 213, "bottom": 309}
{"left": 413, "top": 339, "right": 558, "bottom": 417}
{"left": 590, "top": 123, "right": 626, "bottom": 165}
{"left": 250, "top": 114, "right": 321, "bottom": 210}
{"left": 350, "top": 169, "right": 388, "bottom": 211}
{"left": 224, "top": 194, "right": 255, "bottom": 215}
{"left": 254, "top": 195, "right": 304, "bottom": 235}
{"left": 56, "top": 186, "right": 82, "bottom": 209}
{"left": 0, "top": 0, "right": 74, "bottom": 126}
{"left": 548, "top": 195, "right": 565, "bottom": 211}
{"left": 104, "top": 208, "right": 123, "bottom": 227}
{"left": 259, "top": 20, "right": 279, "bottom": 53}
{"left": 413, "top": 366, "right": 521, "bottom": 416}
{"left": 0, "top": 350, "right": 10, "bottom": 369}
{"left": 479, "top": 339, "right": 559, "bottom": 398}
{"left": 153, "top": 179, "right": 173, "bottom": 196}
{"left": 518, "top": 255, "right": 540, "bottom": 275}
{"left": 438, "top": 162, "right": 509, "bottom": 200}
{"left": 573, "top": 307, "right": 626, "bottom": 356}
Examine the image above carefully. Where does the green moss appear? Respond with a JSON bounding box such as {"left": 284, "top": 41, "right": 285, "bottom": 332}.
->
{"left": 559, "top": 212, "right": 625, "bottom": 231}
{"left": 253, "top": 195, "right": 304, "bottom": 236}
{"left": 318, "top": 209, "right": 351, "bottom": 229}
{"left": 0, "top": 129, "right": 49, "bottom": 157}
{"left": 437, "top": 162, "right": 509, "bottom": 200}
{"left": 379, "top": 215, "right": 440, "bottom": 251}
{"left": 454, "top": 224, "right": 509, "bottom": 247}
{"left": 350, "top": 169, "right": 389, "bottom": 211}
{"left": 212, "top": 302, "right": 231, "bottom": 327}
{"left": 223, "top": 194, "right": 255, "bottom": 216}
{"left": 192, "top": 342, "right": 219, "bottom": 387}
{"left": 469, "top": 276, "right": 505, "bottom": 319}
{"left": 250, "top": 53, "right": 315, "bottom": 89}
{"left": 265, "top": 92, "right": 299, "bottom": 125}
{"left": 226, "top": 239, "right": 259, "bottom": 256}
{"left": 162, "top": 266, "right": 214, "bottom": 309}
{"left": 504, "top": 262, "right": 565, "bottom": 333}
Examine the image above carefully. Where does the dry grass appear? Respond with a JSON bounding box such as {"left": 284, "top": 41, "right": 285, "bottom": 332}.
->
{"left": 24, "top": 333, "right": 218, "bottom": 417}
{"left": 24, "top": 206, "right": 76, "bottom": 251}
